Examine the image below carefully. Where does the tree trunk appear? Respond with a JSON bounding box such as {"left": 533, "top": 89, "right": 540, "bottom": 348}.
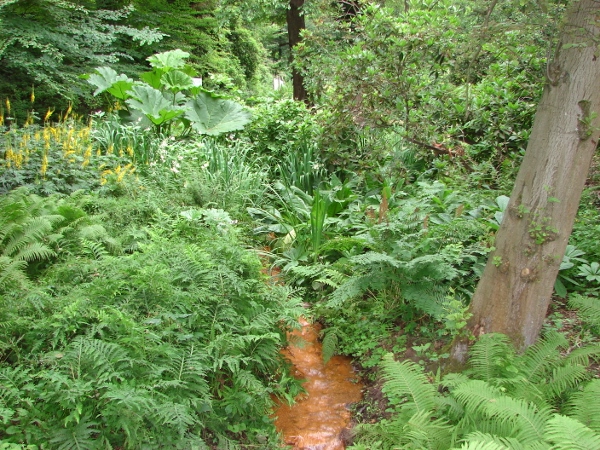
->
{"left": 453, "top": 0, "right": 600, "bottom": 361}
{"left": 287, "top": 0, "right": 308, "bottom": 102}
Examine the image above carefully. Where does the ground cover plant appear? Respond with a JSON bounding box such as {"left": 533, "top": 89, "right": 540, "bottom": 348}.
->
{"left": 0, "top": 95, "right": 305, "bottom": 449}
{"left": 2, "top": 0, "right": 600, "bottom": 448}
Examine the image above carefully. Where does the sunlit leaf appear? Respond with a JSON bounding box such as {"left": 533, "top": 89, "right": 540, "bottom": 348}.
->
{"left": 147, "top": 49, "right": 190, "bottom": 70}
{"left": 87, "top": 67, "right": 133, "bottom": 99}
{"left": 185, "top": 92, "right": 252, "bottom": 136}
{"left": 126, "top": 85, "right": 184, "bottom": 125}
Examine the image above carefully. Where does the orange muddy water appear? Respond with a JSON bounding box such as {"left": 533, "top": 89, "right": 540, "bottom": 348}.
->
{"left": 273, "top": 318, "right": 363, "bottom": 450}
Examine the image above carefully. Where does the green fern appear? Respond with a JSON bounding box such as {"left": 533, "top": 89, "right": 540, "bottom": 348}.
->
{"left": 517, "top": 332, "right": 568, "bottom": 383}
{"left": 541, "top": 364, "right": 589, "bottom": 401}
{"left": 380, "top": 353, "right": 436, "bottom": 413}
{"left": 321, "top": 327, "right": 340, "bottom": 364}
{"left": 544, "top": 414, "right": 600, "bottom": 450}
{"left": 465, "top": 333, "right": 514, "bottom": 382}
{"left": 49, "top": 416, "right": 101, "bottom": 450}
{"left": 565, "top": 379, "right": 600, "bottom": 432}
{"left": 569, "top": 294, "right": 600, "bottom": 329}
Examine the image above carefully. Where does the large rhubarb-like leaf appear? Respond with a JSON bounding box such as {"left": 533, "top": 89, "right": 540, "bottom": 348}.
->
{"left": 147, "top": 49, "right": 190, "bottom": 70}
{"left": 126, "top": 85, "right": 184, "bottom": 125}
{"left": 87, "top": 67, "right": 133, "bottom": 99}
{"left": 185, "top": 92, "right": 252, "bottom": 136}
{"left": 161, "top": 70, "right": 194, "bottom": 92}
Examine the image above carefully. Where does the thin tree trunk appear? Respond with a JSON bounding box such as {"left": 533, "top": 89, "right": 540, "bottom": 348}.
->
{"left": 287, "top": 0, "right": 308, "bottom": 102}
{"left": 453, "top": 0, "right": 600, "bottom": 361}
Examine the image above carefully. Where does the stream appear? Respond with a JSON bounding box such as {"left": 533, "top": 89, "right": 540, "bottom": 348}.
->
{"left": 273, "top": 318, "right": 363, "bottom": 450}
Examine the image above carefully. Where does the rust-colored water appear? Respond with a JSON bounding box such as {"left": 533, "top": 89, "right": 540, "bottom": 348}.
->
{"left": 273, "top": 318, "right": 363, "bottom": 450}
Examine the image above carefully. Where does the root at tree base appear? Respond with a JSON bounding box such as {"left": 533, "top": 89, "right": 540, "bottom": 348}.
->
{"left": 273, "top": 318, "right": 363, "bottom": 449}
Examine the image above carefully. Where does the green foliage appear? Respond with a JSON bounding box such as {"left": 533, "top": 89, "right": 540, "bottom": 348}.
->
{"left": 0, "top": 169, "right": 303, "bottom": 448}
{"left": 86, "top": 49, "right": 252, "bottom": 138}
{"left": 569, "top": 294, "right": 600, "bottom": 333}
{"left": 0, "top": 120, "right": 137, "bottom": 196}
{"left": 350, "top": 333, "right": 600, "bottom": 449}
{"left": 0, "top": 0, "right": 164, "bottom": 120}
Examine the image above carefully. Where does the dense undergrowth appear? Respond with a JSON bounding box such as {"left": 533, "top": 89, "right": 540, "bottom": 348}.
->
{"left": 2, "top": 2, "right": 600, "bottom": 448}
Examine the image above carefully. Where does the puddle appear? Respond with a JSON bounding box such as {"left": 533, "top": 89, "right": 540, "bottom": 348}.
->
{"left": 273, "top": 318, "right": 363, "bottom": 449}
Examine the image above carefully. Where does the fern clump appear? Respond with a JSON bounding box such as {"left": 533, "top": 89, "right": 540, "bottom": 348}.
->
{"left": 350, "top": 333, "right": 600, "bottom": 450}
{"left": 0, "top": 186, "right": 304, "bottom": 449}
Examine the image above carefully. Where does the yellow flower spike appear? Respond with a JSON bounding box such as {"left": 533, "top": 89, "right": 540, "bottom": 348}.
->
{"left": 107, "top": 144, "right": 114, "bottom": 155}
{"left": 96, "top": 148, "right": 101, "bottom": 156}
{"left": 44, "top": 108, "right": 54, "bottom": 122}
{"left": 64, "top": 103, "right": 72, "bottom": 121}
{"left": 126, "top": 145, "right": 133, "bottom": 157}
{"left": 82, "top": 145, "right": 92, "bottom": 167}
{"left": 41, "top": 154, "right": 48, "bottom": 177}
{"left": 119, "top": 147, "right": 124, "bottom": 157}
{"left": 5, "top": 98, "right": 10, "bottom": 114}
{"left": 35, "top": 131, "right": 41, "bottom": 141}
{"left": 30, "top": 86, "right": 35, "bottom": 103}
{"left": 0, "top": 113, "right": 4, "bottom": 127}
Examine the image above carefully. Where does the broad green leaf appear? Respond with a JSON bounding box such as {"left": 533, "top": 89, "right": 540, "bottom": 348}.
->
{"left": 185, "top": 92, "right": 252, "bottom": 136}
{"left": 140, "top": 69, "right": 166, "bottom": 89}
{"left": 126, "top": 85, "right": 184, "bottom": 125}
{"left": 554, "top": 278, "right": 567, "bottom": 298}
{"left": 147, "top": 49, "right": 190, "bottom": 70}
{"left": 161, "top": 70, "right": 194, "bottom": 92}
{"left": 87, "top": 67, "right": 133, "bottom": 98}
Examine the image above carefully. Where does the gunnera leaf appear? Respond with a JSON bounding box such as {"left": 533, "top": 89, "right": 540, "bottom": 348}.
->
{"left": 185, "top": 92, "right": 252, "bottom": 136}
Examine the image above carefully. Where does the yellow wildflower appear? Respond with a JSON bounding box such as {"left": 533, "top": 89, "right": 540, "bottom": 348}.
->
{"left": 64, "top": 103, "right": 72, "bottom": 121}
{"left": 30, "top": 86, "right": 35, "bottom": 103}
{"left": 82, "top": 145, "right": 92, "bottom": 167}
{"left": 41, "top": 154, "right": 48, "bottom": 177}
{"left": 44, "top": 108, "right": 54, "bottom": 122}
{"left": 5, "top": 98, "right": 10, "bottom": 114}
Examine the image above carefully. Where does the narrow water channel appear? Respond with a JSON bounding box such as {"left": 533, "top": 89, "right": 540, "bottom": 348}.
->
{"left": 273, "top": 318, "right": 363, "bottom": 450}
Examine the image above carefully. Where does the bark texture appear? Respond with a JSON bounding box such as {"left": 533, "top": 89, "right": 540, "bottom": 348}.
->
{"left": 287, "top": 0, "right": 308, "bottom": 102}
{"left": 456, "top": 0, "right": 600, "bottom": 358}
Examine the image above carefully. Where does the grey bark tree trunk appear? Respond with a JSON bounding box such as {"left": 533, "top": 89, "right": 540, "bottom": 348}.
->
{"left": 453, "top": 0, "right": 600, "bottom": 361}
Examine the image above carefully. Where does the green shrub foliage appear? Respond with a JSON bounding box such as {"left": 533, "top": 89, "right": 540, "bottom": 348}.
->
{"left": 0, "top": 185, "right": 304, "bottom": 448}
{"left": 349, "top": 333, "right": 600, "bottom": 450}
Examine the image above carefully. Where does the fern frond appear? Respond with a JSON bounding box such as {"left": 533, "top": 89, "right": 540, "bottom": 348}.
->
{"left": 452, "top": 380, "right": 504, "bottom": 418}
{"left": 541, "top": 364, "right": 589, "bottom": 402}
{"left": 381, "top": 353, "right": 436, "bottom": 413}
{"left": 565, "top": 379, "right": 600, "bottom": 432}
{"left": 544, "top": 414, "right": 600, "bottom": 450}
{"left": 154, "top": 400, "right": 198, "bottom": 435}
{"left": 564, "top": 344, "right": 600, "bottom": 367}
{"left": 326, "top": 274, "right": 372, "bottom": 308}
{"left": 484, "top": 395, "right": 551, "bottom": 444}
{"left": 569, "top": 294, "right": 600, "bottom": 329}
{"left": 517, "top": 331, "right": 567, "bottom": 383}
{"left": 467, "top": 333, "right": 514, "bottom": 382}
{"left": 63, "top": 337, "right": 129, "bottom": 382}
{"left": 12, "top": 241, "right": 56, "bottom": 262}
{"left": 402, "top": 409, "right": 453, "bottom": 450}
{"left": 321, "top": 327, "right": 339, "bottom": 364}
{"left": 459, "top": 431, "right": 523, "bottom": 450}
{"left": 0, "top": 255, "right": 29, "bottom": 290}
{"left": 1, "top": 216, "right": 55, "bottom": 257}
{"left": 453, "top": 441, "right": 510, "bottom": 450}
{"left": 49, "top": 415, "right": 100, "bottom": 450}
